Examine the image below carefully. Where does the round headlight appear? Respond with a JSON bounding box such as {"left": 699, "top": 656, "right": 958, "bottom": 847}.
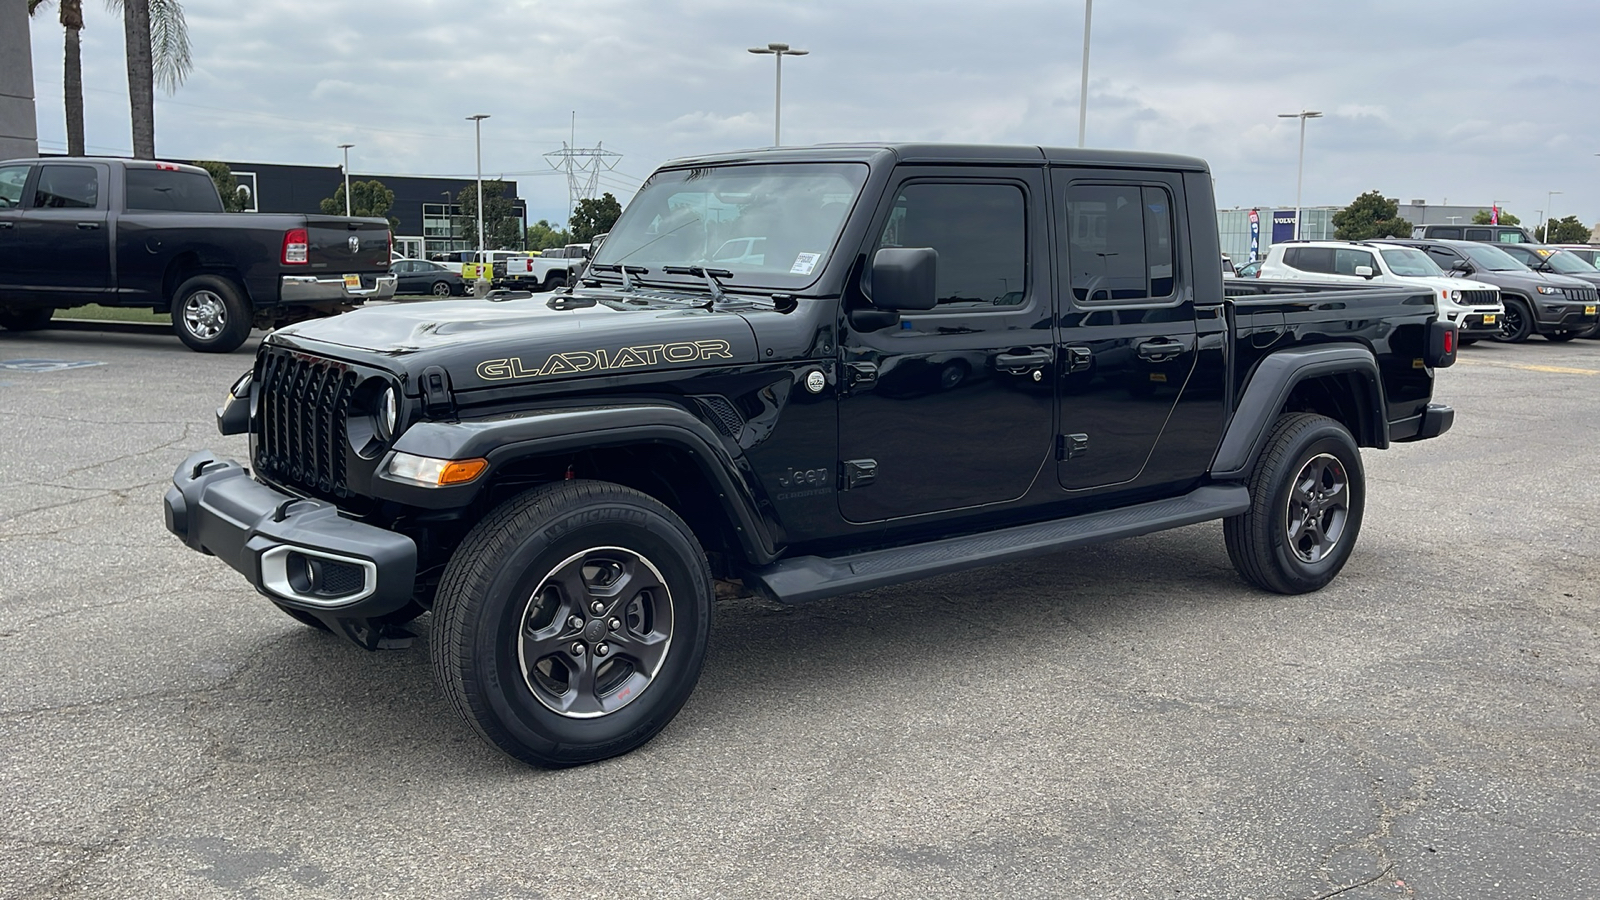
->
{"left": 1449, "top": 289, "right": 1461, "bottom": 302}
{"left": 380, "top": 386, "right": 398, "bottom": 438}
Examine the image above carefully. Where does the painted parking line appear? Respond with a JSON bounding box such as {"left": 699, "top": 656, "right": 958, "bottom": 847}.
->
{"left": 1454, "top": 358, "right": 1600, "bottom": 376}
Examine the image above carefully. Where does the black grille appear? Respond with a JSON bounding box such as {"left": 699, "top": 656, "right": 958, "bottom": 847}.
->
{"left": 254, "top": 348, "right": 358, "bottom": 500}
{"left": 1461, "top": 289, "right": 1498, "bottom": 305}
{"left": 317, "top": 559, "right": 366, "bottom": 595}
{"left": 1562, "top": 286, "right": 1598, "bottom": 303}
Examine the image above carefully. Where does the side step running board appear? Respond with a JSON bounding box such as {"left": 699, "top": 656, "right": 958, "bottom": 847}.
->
{"left": 745, "top": 484, "right": 1250, "bottom": 605}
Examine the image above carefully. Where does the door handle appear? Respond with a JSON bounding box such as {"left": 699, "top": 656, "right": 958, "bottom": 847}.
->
{"left": 77, "top": 222, "right": 101, "bottom": 230}
{"left": 1135, "top": 339, "right": 1184, "bottom": 362}
{"left": 994, "top": 350, "right": 1051, "bottom": 373}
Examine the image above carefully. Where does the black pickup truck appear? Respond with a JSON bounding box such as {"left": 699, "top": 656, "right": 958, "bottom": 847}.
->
{"left": 164, "top": 143, "right": 1457, "bottom": 767}
{"left": 0, "top": 157, "right": 396, "bottom": 352}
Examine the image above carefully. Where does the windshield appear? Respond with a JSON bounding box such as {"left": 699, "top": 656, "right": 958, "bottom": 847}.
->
{"left": 593, "top": 162, "right": 868, "bottom": 289}
{"left": 1536, "top": 250, "right": 1597, "bottom": 275}
{"left": 1459, "top": 243, "right": 1530, "bottom": 272}
{"left": 1380, "top": 247, "right": 1445, "bottom": 277}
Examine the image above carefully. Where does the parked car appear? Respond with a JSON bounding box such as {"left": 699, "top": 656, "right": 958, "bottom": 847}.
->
{"left": 1221, "top": 254, "right": 1238, "bottom": 278}
{"left": 432, "top": 249, "right": 532, "bottom": 276}
{"left": 390, "top": 258, "right": 464, "bottom": 297}
{"left": 1235, "top": 259, "right": 1264, "bottom": 278}
{"left": 1259, "top": 240, "right": 1503, "bottom": 340}
{"left": 499, "top": 243, "right": 594, "bottom": 291}
{"left": 1549, "top": 244, "right": 1600, "bottom": 268}
{"left": 1377, "top": 239, "right": 1597, "bottom": 342}
{"left": 0, "top": 157, "right": 395, "bottom": 352}
{"left": 1495, "top": 245, "right": 1600, "bottom": 338}
{"left": 1410, "top": 223, "right": 1535, "bottom": 244}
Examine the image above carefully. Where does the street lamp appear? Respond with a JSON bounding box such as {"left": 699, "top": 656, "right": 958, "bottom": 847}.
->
{"left": 337, "top": 143, "right": 354, "bottom": 216}
{"left": 1277, "top": 110, "right": 1322, "bottom": 240}
{"left": 1542, "top": 190, "right": 1562, "bottom": 242}
{"left": 748, "top": 42, "right": 808, "bottom": 146}
{"left": 466, "top": 114, "right": 490, "bottom": 289}
{"left": 1078, "top": 0, "right": 1092, "bottom": 148}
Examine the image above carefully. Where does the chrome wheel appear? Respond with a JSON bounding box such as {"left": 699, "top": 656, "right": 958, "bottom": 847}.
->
{"left": 431, "top": 281, "right": 452, "bottom": 297}
{"left": 517, "top": 546, "right": 674, "bottom": 719}
{"left": 181, "top": 290, "right": 228, "bottom": 339}
{"left": 1284, "top": 452, "right": 1349, "bottom": 564}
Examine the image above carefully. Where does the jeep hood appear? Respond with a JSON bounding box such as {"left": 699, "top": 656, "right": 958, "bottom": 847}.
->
{"left": 267, "top": 291, "right": 760, "bottom": 391}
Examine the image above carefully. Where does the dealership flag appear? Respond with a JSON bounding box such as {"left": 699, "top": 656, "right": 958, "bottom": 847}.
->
{"left": 1491, "top": 205, "right": 1500, "bottom": 225}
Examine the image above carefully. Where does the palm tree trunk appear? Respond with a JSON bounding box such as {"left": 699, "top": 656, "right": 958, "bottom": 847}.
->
{"left": 61, "top": 0, "right": 84, "bottom": 156}
{"left": 121, "top": 0, "right": 155, "bottom": 159}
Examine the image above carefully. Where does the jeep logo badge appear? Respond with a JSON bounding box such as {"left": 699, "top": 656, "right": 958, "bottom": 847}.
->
{"left": 348, "top": 236, "right": 361, "bottom": 253}
{"left": 804, "top": 369, "right": 826, "bottom": 394}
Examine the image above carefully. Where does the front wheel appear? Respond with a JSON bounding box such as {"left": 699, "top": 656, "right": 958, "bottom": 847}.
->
{"left": 0, "top": 307, "right": 54, "bottom": 331}
{"left": 431, "top": 480, "right": 712, "bottom": 767}
{"left": 172, "top": 274, "right": 252, "bottom": 353}
{"left": 1224, "top": 413, "right": 1365, "bottom": 594}
{"left": 1492, "top": 298, "right": 1533, "bottom": 343}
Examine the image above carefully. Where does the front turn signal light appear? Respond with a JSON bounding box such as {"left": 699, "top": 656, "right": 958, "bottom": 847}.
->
{"left": 387, "top": 452, "right": 488, "bottom": 487}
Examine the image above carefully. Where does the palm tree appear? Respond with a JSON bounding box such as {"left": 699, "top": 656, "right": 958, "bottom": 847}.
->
{"left": 111, "top": 0, "right": 190, "bottom": 159}
{"left": 27, "top": 0, "right": 87, "bottom": 156}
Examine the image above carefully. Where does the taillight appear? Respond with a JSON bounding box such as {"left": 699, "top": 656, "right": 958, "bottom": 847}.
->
{"left": 1426, "top": 319, "right": 1458, "bottom": 369}
{"left": 282, "top": 228, "right": 308, "bottom": 265}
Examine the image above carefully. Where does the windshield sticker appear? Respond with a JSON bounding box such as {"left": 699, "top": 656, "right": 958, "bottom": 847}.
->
{"left": 790, "top": 252, "right": 821, "bottom": 275}
{"left": 476, "top": 339, "right": 734, "bottom": 382}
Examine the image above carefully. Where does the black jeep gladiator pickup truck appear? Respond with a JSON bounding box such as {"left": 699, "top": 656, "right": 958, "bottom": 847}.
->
{"left": 164, "top": 144, "right": 1457, "bottom": 767}
{"left": 0, "top": 157, "right": 396, "bottom": 352}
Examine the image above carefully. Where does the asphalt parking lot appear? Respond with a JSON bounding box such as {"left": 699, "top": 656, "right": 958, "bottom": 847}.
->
{"left": 1, "top": 324, "right": 1597, "bottom": 900}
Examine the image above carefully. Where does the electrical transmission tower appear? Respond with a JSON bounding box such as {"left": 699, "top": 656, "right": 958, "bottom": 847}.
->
{"left": 545, "top": 142, "right": 622, "bottom": 222}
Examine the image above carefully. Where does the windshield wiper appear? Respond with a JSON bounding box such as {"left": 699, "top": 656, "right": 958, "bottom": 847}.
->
{"left": 662, "top": 265, "right": 732, "bottom": 302}
{"left": 589, "top": 263, "right": 649, "bottom": 292}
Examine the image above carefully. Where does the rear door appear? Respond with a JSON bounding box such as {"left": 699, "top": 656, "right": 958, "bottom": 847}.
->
{"left": 15, "top": 162, "right": 111, "bottom": 298}
{"left": 1052, "top": 169, "right": 1218, "bottom": 492}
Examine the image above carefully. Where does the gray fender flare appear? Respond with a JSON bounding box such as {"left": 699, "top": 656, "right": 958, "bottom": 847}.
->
{"left": 1210, "top": 344, "right": 1386, "bottom": 480}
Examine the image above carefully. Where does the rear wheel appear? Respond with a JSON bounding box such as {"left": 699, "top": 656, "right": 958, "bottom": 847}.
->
{"left": 1492, "top": 298, "right": 1533, "bottom": 343}
{"left": 431, "top": 480, "right": 712, "bottom": 767}
{"left": 172, "top": 274, "right": 252, "bottom": 353}
{"left": 430, "top": 280, "right": 452, "bottom": 297}
{"left": 543, "top": 272, "right": 567, "bottom": 292}
{"left": 0, "top": 307, "right": 54, "bottom": 331}
{"left": 1225, "top": 413, "right": 1365, "bottom": 594}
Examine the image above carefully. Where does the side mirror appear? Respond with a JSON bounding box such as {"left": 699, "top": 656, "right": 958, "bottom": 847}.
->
{"left": 1450, "top": 261, "right": 1473, "bottom": 275}
{"left": 1354, "top": 265, "right": 1375, "bottom": 279}
{"left": 870, "top": 248, "right": 938, "bottom": 311}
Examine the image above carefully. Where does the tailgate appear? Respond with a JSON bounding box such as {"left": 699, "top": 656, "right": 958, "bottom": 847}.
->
{"left": 305, "top": 216, "right": 391, "bottom": 272}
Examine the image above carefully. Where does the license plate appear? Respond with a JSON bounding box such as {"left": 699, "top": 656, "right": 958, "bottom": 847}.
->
{"left": 1481, "top": 314, "right": 1496, "bottom": 324}
{"left": 343, "top": 274, "right": 362, "bottom": 289}
{"left": 1587, "top": 305, "right": 1597, "bottom": 316}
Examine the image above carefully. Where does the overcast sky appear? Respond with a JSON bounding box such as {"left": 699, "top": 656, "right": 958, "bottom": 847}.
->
{"left": 24, "top": 0, "right": 1600, "bottom": 230}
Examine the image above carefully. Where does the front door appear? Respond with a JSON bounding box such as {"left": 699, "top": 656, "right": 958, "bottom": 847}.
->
{"left": 0, "top": 163, "right": 31, "bottom": 296}
{"left": 1053, "top": 171, "right": 1204, "bottom": 492}
{"left": 838, "top": 168, "right": 1056, "bottom": 523}
{"left": 16, "top": 162, "right": 111, "bottom": 299}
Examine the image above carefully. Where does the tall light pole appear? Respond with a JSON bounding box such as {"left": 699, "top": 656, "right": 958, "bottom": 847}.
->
{"left": 337, "top": 143, "right": 354, "bottom": 216}
{"left": 748, "top": 42, "right": 808, "bottom": 146}
{"left": 1542, "top": 190, "right": 1562, "bottom": 242}
{"left": 466, "top": 114, "right": 490, "bottom": 286}
{"left": 1278, "top": 110, "right": 1322, "bottom": 240}
{"left": 1078, "top": 0, "right": 1093, "bottom": 148}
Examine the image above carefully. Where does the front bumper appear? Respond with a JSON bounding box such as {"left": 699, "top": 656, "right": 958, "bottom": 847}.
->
{"left": 164, "top": 452, "right": 416, "bottom": 619}
{"left": 1534, "top": 302, "right": 1597, "bottom": 332}
{"left": 280, "top": 273, "right": 398, "bottom": 304}
{"left": 1454, "top": 311, "right": 1502, "bottom": 338}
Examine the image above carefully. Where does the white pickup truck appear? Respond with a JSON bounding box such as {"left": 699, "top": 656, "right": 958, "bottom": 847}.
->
{"left": 500, "top": 243, "right": 592, "bottom": 291}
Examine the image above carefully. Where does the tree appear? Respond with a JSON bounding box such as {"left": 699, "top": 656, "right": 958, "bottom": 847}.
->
{"left": 526, "top": 219, "right": 572, "bottom": 251}
{"left": 111, "top": 0, "right": 190, "bottom": 159}
{"left": 195, "top": 160, "right": 248, "bottom": 212}
{"left": 321, "top": 179, "right": 399, "bottom": 228}
{"left": 570, "top": 193, "right": 623, "bottom": 243}
{"left": 455, "top": 180, "right": 523, "bottom": 249}
{"left": 28, "top": 0, "right": 86, "bottom": 156}
{"left": 1534, "top": 216, "right": 1591, "bottom": 244}
{"left": 1472, "top": 208, "right": 1520, "bottom": 226}
{"left": 1331, "top": 190, "right": 1412, "bottom": 241}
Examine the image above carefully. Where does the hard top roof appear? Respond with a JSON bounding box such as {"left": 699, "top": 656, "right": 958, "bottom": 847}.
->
{"left": 659, "top": 142, "right": 1209, "bottom": 173}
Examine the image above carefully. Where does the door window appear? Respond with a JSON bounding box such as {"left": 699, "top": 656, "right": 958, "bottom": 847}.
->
{"left": 875, "top": 182, "right": 1026, "bottom": 309}
{"left": 1424, "top": 247, "right": 1462, "bottom": 269}
{"left": 1283, "top": 247, "right": 1335, "bottom": 274}
{"left": 1430, "top": 227, "right": 1462, "bottom": 239}
{"left": 0, "top": 165, "right": 29, "bottom": 209}
{"left": 1062, "top": 184, "right": 1176, "bottom": 303}
{"left": 32, "top": 165, "right": 99, "bottom": 209}
{"left": 1334, "top": 248, "right": 1377, "bottom": 275}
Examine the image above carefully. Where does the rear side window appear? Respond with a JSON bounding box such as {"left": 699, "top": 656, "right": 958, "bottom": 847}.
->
{"left": 877, "top": 182, "right": 1027, "bottom": 309}
{"left": 1062, "top": 184, "right": 1176, "bottom": 303}
{"left": 33, "top": 164, "right": 99, "bottom": 209}
{"left": 124, "top": 169, "right": 224, "bottom": 212}
{"left": 1429, "top": 227, "right": 1462, "bottom": 239}
{"left": 1283, "top": 247, "right": 1335, "bottom": 274}
{"left": 1465, "top": 228, "right": 1492, "bottom": 241}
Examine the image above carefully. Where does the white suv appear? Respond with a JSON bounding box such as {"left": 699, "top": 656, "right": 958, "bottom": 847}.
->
{"left": 1260, "top": 240, "right": 1504, "bottom": 340}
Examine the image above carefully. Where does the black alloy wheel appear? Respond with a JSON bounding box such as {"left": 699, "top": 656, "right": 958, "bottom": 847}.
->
{"left": 1492, "top": 299, "right": 1533, "bottom": 343}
